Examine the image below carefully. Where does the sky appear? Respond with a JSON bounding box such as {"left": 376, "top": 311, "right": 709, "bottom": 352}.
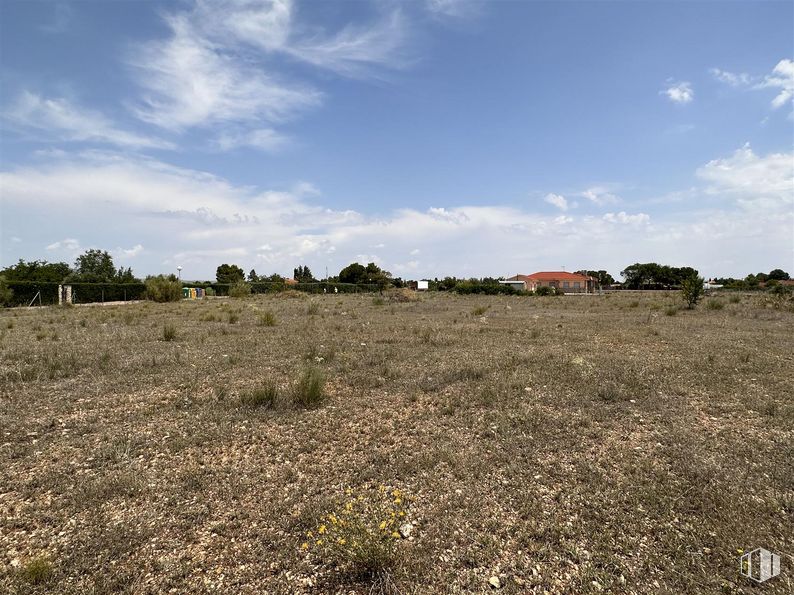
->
{"left": 1, "top": 0, "right": 792, "bottom": 281}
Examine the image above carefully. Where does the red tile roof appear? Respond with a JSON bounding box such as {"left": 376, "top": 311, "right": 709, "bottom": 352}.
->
{"left": 508, "top": 271, "right": 594, "bottom": 282}
{"left": 529, "top": 271, "right": 593, "bottom": 281}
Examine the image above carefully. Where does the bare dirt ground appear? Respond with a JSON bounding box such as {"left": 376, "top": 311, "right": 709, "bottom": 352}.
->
{"left": 1, "top": 291, "right": 792, "bottom": 594}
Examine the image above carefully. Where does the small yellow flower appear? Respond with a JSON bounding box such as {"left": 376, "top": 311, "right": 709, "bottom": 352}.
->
{"left": 307, "top": 531, "right": 314, "bottom": 538}
{"left": 318, "top": 524, "right": 327, "bottom": 534}
{"left": 379, "top": 521, "right": 387, "bottom": 530}
{"left": 394, "top": 498, "right": 402, "bottom": 505}
{"left": 337, "top": 538, "right": 346, "bottom": 545}
{"left": 316, "top": 539, "right": 323, "bottom": 546}
{"left": 391, "top": 531, "right": 400, "bottom": 538}
{"left": 399, "top": 511, "right": 405, "bottom": 517}
{"left": 345, "top": 502, "right": 353, "bottom": 512}
{"left": 301, "top": 542, "right": 309, "bottom": 550}
{"left": 329, "top": 514, "right": 338, "bottom": 524}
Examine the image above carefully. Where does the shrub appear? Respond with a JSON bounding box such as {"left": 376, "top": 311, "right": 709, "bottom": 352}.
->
{"left": 162, "top": 323, "right": 177, "bottom": 341}
{"left": 534, "top": 286, "right": 557, "bottom": 296}
{"left": 471, "top": 305, "right": 489, "bottom": 316}
{"left": 227, "top": 311, "right": 239, "bottom": 324}
{"left": 383, "top": 288, "right": 419, "bottom": 303}
{"left": 0, "top": 275, "right": 13, "bottom": 307}
{"left": 372, "top": 297, "right": 385, "bottom": 306}
{"left": 240, "top": 382, "right": 278, "bottom": 409}
{"left": 20, "top": 556, "right": 53, "bottom": 585}
{"left": 229, "top": 281, "right": 252, "bottom": 298}
{"left": 706, "top": 299, "right": 724, "bottom": 310}
{"left": 729, "top": 294, "right": 741, "bottom": 304}
{"left": 664, "top": 305, "right": 678, "bottom": 316}
{"left": 257, "top": 311, "right": 276, "bottom": 326}
{"left": 302, "top": 485, "right": 410, "bottom": 581}
{"left": 293, "top": 367, "right": 325, "bottom": 408}
{"left": 307, "top": 302, "right": 320, "bottom": 315}
{"left": 145, "top": 275, "right": 182, "bottom": 302}
{"left": 680, "top": 276, "right": 704, "bottom": 309}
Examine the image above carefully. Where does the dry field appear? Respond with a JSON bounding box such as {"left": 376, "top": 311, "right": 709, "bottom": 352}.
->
{"left": 1, "top": 290, "right": 792, "bottom": 594}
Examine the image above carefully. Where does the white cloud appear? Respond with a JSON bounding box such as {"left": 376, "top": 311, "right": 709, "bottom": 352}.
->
{"left": 127, "top": 0, "right": 408, "bottom": 133}
{"left": 215, "top": 128, "right": 290, "bottom": 152}
{"left": 757, "top": 58, "right": 794, "bottom": 110}
{"left": 115, "top": 244, "right": 144, "bottom": 258}
{"left": 580, "top": 187, "right": 619, "bottom": 206}
{"left": 602, "top": 211, "right": 650, "bottom": 225}
{"left": 3, "top": 92, "right": 174, "bottom": 149}
{"left": 543, "top": 193, "right": 568, "bottom": 211}
{"left": 662, "top": 80, "right": 694, "bottom": 104}
{"left": 285, "top": 10, "right": 409, "bottom": 78}
{"left": 129, "top": 13, "right": 321, "bottom": 131}
{"left": 710, "top": 68, "right": 752, "bottom": 87}
{"left": 46, "top": 238, "right": 80, "bottom": 251}
{"left": 696, "top": 143, "right": 794, "bottom": 210}
{"left": 3, "top": 148, "right": 791, "bottom": 280}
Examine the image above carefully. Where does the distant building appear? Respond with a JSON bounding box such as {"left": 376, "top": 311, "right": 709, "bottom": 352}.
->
{"left": 505, "top": 271, "right": 597, "bottom": 293}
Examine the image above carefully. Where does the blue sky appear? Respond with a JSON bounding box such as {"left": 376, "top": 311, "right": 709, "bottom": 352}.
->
{"left": 1, "top": 0, "right": 792, "bottom": 281}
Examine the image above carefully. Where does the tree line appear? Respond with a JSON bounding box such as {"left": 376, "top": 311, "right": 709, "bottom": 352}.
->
{"left": 2, "top": 250, "right": 789, "bottom": 307}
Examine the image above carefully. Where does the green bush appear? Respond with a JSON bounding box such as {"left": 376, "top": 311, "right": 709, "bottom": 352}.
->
{"left": 293, "top": 367, "right": 325, "bottom": 408}
{"left": 664, "top": 305, "right": 678, "bottom": 316}
{"left": 681, "top": 276, "right": 704, "bottom": 309}
{"left": 240, "top": 382, "right": 278, "bottom": 408}
{"left": 0, "top": 275, "right": 13, "bottom": 307}
{"left": 706, "top": 298, "right": 724, "bottom": 310}
{"left": 729, "top": 294, "right": 741, "bottom": 304}
{"left": 145, "top": 275, "right": 182, "bottom": 302}
{"left": 20, "top": 556, "right": 53, "bottom": 585}
{"left": 229, "top": 281, "right": 252, "bottom": 298}
{"left": 534, "top": 286, "right": 557, "bottom": 296}
{"left": 257, "top": 311, "right": 276, "bottom": 326}
{"left": 162, "top": 323, "right": 177, "bottom": 341}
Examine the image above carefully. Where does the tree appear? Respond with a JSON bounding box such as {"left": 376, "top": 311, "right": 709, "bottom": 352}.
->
{"left": 621, "top": 262, "right": 699, "bottom": 289}
{"left": 0, "top": 276, "right": 13, "bottom": 307}
{"left": 338, "top": 263, "right": 366, "bottom": 284}
{"left": 248, "top": 269, "right": 259, "bottom": 282}
{"left": 72, "top": 249, "right": 117, "bottom": 282}
{"left": 767, "top": 268, "right": 790, "bottom": 281}
{"left": 364, "top": 262, "right": 392, "bottom": 289}
{"left": 293, "top": 265, "right": 315, "bottom": 283}
{"left": 145, "top": 275, "right": 182, "bottom": 302}
{"left": 216, "top": 264, "right": 245, "bottom": 284}
{"left": 115, "top": 267, "right": 137, "bottom": 283}
{"left": 1, "top": 259, "right": 71, "bottom": 283}
{"left": 681, "top": 275, "right": 704, "bottom": 309}
{"left": 576, "top": 270, "right": 615, "bottom": 286}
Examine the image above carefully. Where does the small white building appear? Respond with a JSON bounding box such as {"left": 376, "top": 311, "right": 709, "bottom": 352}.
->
{"left": 417, "top": 280, "right": 429, "bottom": 291}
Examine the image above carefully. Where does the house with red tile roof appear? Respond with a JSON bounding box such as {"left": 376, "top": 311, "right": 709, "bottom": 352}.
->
{"left": 504, "top": 271, "right": 597, "bottom": 294}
